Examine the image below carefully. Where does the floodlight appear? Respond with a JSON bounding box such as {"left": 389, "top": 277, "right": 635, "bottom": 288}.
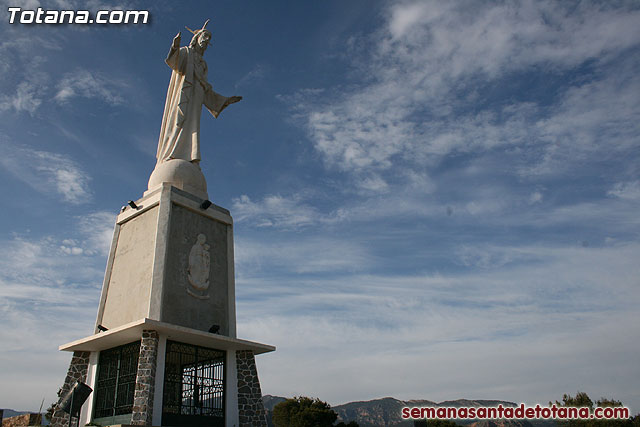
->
{"left": 59, "top": 380, "right": 92, "bottom": 416}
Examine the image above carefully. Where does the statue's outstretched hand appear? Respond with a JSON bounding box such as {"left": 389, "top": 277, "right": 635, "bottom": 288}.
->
{"left": 172, "top": 32, "right": 181, "bottom": 49}
{"left": 228, "top": 96, "right": 242, "bottom": 104}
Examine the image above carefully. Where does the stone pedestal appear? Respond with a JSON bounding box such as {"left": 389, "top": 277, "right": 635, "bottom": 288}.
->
{"left": 95, "top": 184, "right": 236, "bottom": 337}
{"left": 55, "top": 184, "right": 274, "bottom": 427}
{"left": 58, "top": 319, "right": 273, "bottom": 427}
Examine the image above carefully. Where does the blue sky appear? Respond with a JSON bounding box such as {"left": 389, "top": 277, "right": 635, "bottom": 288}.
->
{"left": 1, "top": 0, "right": 639, "bottom": 415}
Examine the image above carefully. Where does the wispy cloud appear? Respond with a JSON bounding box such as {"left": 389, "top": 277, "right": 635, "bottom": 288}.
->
{"left": 55, "top": 68, "right": 129, "bottom": 105}
{"left": 237, "top": 241, "right": 640, "bottom": 409}
{"left": 0, "top": 31, "right": 62, "bottom": 113}
{"left": 290, "top": 1, "right": 640, "bottom": 192}
{"left": 385, "top": 2, "right": 640, "bottom": 75}
{"left": 0, "top": 0, "right": 41, "bottom": 14}
{"left": 0, "top": 81, "right": 44, "bottom": 114}
{"left": 0, "top": 230, "right": 107, "bottom": 409}
{"left": 78, "top": 211, "right": 116, "bottom": 255}
{"left": 236, "top": 235, "right": 372, "bottom": 276}
{"left": 235, "top": 64, "right": 269, "bottom": 88}
{"left": 0, "top": 140, "right": 92, "bottom": 204}
{"left": 59, "top": 211, "right": 115, "bottom": 256}
{"left": 238, "top": 3, "right": 640, "bottom": 410}
{"left": 0, "top": 56, "right": 50, "bottom": 115}
{"left": 608, "top": 181, "right": 640, "bottom": 201}
{"left": 232, "top": 193, "right": 344, "bottom": 229}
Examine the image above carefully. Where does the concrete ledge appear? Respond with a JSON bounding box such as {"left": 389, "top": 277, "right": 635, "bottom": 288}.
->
{"left": 121, "top": 184, "right": 232, "bottom": 226}
{"left": 59, "top": 318, "right": 275, "bottom": 355}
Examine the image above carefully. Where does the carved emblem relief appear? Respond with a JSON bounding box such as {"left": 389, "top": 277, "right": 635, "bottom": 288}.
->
{"left": 187, "top": 233, "right": 211, "bottom": 299}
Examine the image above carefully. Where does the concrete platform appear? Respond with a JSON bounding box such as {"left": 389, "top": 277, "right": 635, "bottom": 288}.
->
{"left": 59, "top": 317, "right": 275, "bottom": 354}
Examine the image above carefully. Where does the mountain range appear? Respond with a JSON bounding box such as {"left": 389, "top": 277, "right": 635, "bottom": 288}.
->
{"left": 262, "top": 395, "right": 556, "bottom": 427}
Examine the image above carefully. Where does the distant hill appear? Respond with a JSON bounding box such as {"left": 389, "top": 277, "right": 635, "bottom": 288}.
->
{"left": 332, "top": 397, "right": 422, "bottom": 426}
{"left": 263, "top": 395, "right": 288, "bottom": 412}
{"left": 262, "top": 396, "right": 556, "bottom": 427}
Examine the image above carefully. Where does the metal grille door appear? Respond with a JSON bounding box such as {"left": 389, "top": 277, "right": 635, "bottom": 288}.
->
{"left": 93, "top": 341, "right": 141, "bottom": 420}
{"left": 162, "top": 341, "right": 225, "bottom": 426}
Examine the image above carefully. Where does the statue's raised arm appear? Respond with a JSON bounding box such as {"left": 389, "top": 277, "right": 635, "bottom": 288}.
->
{"left": 155, "top": 20, "right": 242, "bottom": 165}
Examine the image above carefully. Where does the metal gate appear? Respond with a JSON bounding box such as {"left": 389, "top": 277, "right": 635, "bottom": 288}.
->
{"left": 162, "top": 341, "right": 225, "bottom": 426}
{"left": 93, "top": 340, "right": 141, "bottom": 424}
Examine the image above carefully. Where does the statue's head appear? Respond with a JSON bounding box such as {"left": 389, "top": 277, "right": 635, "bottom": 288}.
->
{"left": 189, "top": 29, "right": 212, "bottom": 52}
{"left": 188, "top": 19, "right": 212, "bottom": 53}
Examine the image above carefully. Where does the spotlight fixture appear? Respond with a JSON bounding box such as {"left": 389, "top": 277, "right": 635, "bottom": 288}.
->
{"left": 208, "top": 324, "right": 220, "bottom": 334}
{"left": 200, "top": 200, "right": 212, "bottom": 210}
{"left": 59, "top": 380, "right": 93, "bottom": 418}
{"left": 127, "top": 200, "right": 139, "bottom": 210}
{"left": 97, "top": 324, "right": 108, "bottom": 332}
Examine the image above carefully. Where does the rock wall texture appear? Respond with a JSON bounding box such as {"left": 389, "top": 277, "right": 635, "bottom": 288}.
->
{"left": 236, "top": 350, "right": 267, "bottom": 427}
{"left": 130, "top": 330, "right": 159, "bottom": 426}
{"left": 50, "top": 351, "right": 90, "bottom": 427}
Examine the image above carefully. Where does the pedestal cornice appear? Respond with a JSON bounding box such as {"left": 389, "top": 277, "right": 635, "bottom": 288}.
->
{"left": 60, "top": 318, "right": 275, "bottom": 355}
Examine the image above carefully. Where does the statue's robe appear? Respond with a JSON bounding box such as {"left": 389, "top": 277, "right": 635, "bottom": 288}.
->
{"left": 156, "top": 44, "right": 232, "bottom": 163}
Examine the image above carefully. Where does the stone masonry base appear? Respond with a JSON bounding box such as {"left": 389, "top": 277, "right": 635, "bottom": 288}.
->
{"left": 53, "top": 338, "right": 268, "bottom": 426}
{"left": 50, "top": 351, "right": 90, "bottom": 427}
{"left": 236, "top": 350, "right": 267, "bottom": 427}
{"left": 131, "top": 330, "right": 159, "bottom": 425}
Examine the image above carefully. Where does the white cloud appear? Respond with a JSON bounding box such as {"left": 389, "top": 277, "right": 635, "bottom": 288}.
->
{"left": 232, "top": 187, "right": 446, "bottom": 230}
{"left": 233, "top": 193, "right": 343, "bottom": 229}
{"left": 385, "top": 1, "right": 640, "bottom": 78}
{"left": 292, "top": 1, "right": 640, "bottom": 192}
{"left": 0, "top": 32, "right": 62, "bottom": 113}
{"left": 0, "top": 81, "right": 44, "bottom": 114}
{"left": 0, "top": 141, "right": 92, "bottom": 204}
{"left": 237, "top": 241, "right": 640, "bottom": 410}
{"left": 60, "top": 244, "right": 84, "bottom": 255}
{"left": 55, "top": 69, "right": 128, "bottom": 105}
{"left": 356, "top": 174, "right": 389, "bottom": 193}
{"left": 236, "top": 235, "right": 372, "bottom": 276}
{"left": 388, "top": 2, "right": 429, "bottom": 39}
{"left": 0, "top": 0, "right": 41, "bottom": 12}
{"left": 608, "top": 181, "right": 640, "bottom": 201}
{"left": 308, "top": 107, "right": 414, "bottom": 172}
{"left": 23, "top": 211, "right": 114, "bottom": 257}
{"left": 235, "top": 64, "right": 269, "bottom": 88}
{"left": 77, "top": 211, "right": 117, "bottom": 256}
{"left": 524, "top": 69, "right": 640, "bottom": 177}
{"left": 520, "top": 200, "right": 640, "bottom": 232}
{"left": 529, "top": 191, "right": 543, "bottom": 204}
{"left": 0, "top": 227, "right": 111, "bottom": 409}
{"left": 0, "top": 240, "right": 100, "bottom": 340}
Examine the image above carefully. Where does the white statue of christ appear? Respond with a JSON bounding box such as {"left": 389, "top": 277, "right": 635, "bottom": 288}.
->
{"left": 156, "top": 20, "right": 242, "bottom": 165}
